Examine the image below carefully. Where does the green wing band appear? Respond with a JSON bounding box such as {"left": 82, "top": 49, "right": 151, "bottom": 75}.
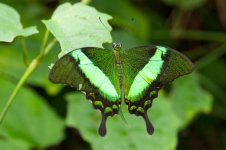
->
{"left": 71, "top": 49, "right": 119, "bottom": 101}
{"left": 127, "top": 46, "right": 167, "bottom": 101}
{"left": 49, "top": 47, "right": 122, "bottom": 136}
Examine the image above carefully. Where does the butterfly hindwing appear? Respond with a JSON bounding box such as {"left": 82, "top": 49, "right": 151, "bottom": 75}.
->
{"left": 123, "top": 45, "right": 194, "bottom": 134}
{"left": 49, "top": 48, "right": 121, "bottom": 136}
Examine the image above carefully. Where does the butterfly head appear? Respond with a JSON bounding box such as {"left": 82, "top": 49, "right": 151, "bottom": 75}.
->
{"left": 113, "top": 42, "right": 122, "bottom": 51}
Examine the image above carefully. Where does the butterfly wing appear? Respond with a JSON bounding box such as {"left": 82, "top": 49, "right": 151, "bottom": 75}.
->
{"left": 49, "top": 48, "right": 121, "bottom": 136}
{"left": 123, "top": 45, "right": 194, "bottom": 134}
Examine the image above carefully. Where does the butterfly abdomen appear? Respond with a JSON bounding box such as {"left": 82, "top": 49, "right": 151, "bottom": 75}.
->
{"left": 113, "top": 48, "right": 125, "bottom": 98}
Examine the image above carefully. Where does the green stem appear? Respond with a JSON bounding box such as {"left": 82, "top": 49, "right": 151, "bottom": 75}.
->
{"left": 170, "top": 8, "right": 184, "bottom": 38}
{"left": 21, "top": 38, "right": 30, "bottom": 67}
{"left": 0, "top": 59, "right": 38, "bottom": 124}
{"left": 195, "top": 43, "right": 226, "bottom": 69}
{"left": 45, "top": 38, "right": 57, "bottom": 55}
{"left": 197, "top": 72, "right": 226, "bottom": 103}
{"left": 0, "top": 31, "right": 57, "bottom": 124}
{"left": 151, "top": 30, "right": 226, "bottom": 42}
{"left": 40, "top": 30, "right": 50, "bottom": 56}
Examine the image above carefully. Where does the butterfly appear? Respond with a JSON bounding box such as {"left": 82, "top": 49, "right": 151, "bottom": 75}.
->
{"left": 49, "top": 42, "right": 194, "bottom": 136}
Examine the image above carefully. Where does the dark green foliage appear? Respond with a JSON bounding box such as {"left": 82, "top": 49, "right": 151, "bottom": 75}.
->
{"left": 0, "top": 0, "right": 225, "bottom": 149}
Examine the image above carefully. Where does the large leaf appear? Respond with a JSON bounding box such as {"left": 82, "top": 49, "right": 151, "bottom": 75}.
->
{"left": 0, "top": 77, "right": 65, "bottom": 149}
{"left": 170, "top": 73, "right": 213, "bottom": 126}
{"left": 0, "top": 139, "right": 29, "bottom": 150}
{"left": 43, "top": 2, "right": 112, "bottom": 58}
{"left": 0, "top": 3, "right": 38, "bottom": 42}
{"left": 65, "top": 73, "right": 212, "bottom": 150}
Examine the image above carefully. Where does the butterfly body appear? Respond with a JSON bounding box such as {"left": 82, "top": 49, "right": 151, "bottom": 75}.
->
{"left": 49, "top": 42, "right": 194, "bottom": 136}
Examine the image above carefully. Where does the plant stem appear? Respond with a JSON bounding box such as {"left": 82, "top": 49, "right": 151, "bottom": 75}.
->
{"left": 40, "top": 30, "right": 50, "bottom": 56}
{"left": 195, "top": 43, "right": 226, "bottom": 69}
{"left": 21, "top": 38, "right": 30, "bottom": 67}
{"left": 151, "top": 30, "right": 226, "bottom": 42}
{"left": 197, "top": 72, "right": 226, "bottom": 102}
{"left": 45, "top": 38, "right": 57, "bottom": 55}
{"left": 0, "top": 58, "right": 38, "bottom": 124}
{"left": 170, "top": 8, "right": 184, "bottom": 38}
{"left": 0, "top": 30, "right": 57, "bottom": 125}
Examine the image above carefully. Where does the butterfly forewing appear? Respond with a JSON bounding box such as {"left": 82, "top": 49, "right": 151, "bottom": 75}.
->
{"left": 122, "top": 45, "right": 194, "bottom": 134}
{"left": 122, "top": 46, "right": 161, "bottom": 100}
{"left": 49, "top": 52, "right": 94, "bottom": 91}
{"left": 49, "top": 47, "right": 121, "bottom": 136}
{"left": 158, "top": 48, "right": 194, "bottom": 85}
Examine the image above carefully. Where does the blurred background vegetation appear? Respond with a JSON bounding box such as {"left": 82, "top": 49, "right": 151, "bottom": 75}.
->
{"left": 0, "top": 0, "right": 226, "bottom": 150}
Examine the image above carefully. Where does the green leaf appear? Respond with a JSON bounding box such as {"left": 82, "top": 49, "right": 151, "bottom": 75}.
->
{"left": 0, "top": 77, "right": 65, "bottom": 149}
{"left": 0, "top": 3, "right": 38, "bottom": 42}
{"left": 170, "top": 73, "right": 213, "bottom": 127}
{"left": 162, "top": 0, "right": 206, "bottom": 9}
{"left": 43, "top": 2, "right": 112, "bottom": 58}
{"left": 0, "top": 139, "right": 29, "bottom": 150}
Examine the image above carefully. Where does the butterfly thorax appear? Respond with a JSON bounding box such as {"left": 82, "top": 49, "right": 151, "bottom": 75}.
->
{"left": 112, "top": 42, "right": 125, "bottom": 103}
{"left": 113, "top": 43, "right": 123, "bottom": 64}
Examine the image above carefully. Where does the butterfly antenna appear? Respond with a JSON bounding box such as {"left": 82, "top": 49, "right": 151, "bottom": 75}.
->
{"left": 99, "top": 17, "right": 111, "bottom": 32}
